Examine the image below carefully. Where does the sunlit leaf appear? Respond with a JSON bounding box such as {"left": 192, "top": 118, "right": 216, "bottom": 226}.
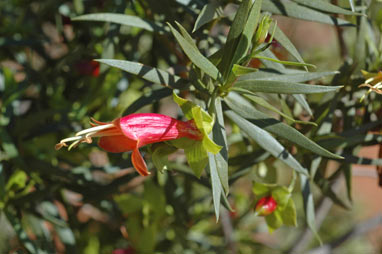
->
{"left": 292, "top": 0, "right": 362, "bottom": 16}
{"left": 225, "top": 110, "right": 308, "bottom": 175}
{"left": 262, "top": 0, "right": 353, "bottom": 26}
{"left": 96, "top": 59, "right": 188, "bottom": 89}
{"left": 225, "top": 93, "right": 341, "bottom": 159}
{"left": 193, "top": 2, "right": 224, "bottom": 32}
{"left": 168, "top": 23, "right": 221, "bottom": 80}
{"left": 72, "top": 13, "right": 167, "bottom": 33}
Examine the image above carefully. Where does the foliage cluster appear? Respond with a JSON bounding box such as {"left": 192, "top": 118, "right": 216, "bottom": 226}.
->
{"left": 1, "top": 0, "right": 382, "bottom": 253}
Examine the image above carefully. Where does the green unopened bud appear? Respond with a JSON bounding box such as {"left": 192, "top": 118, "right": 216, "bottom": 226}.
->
{"left": 253, "top": 14, "right": 272, "bottom": 46}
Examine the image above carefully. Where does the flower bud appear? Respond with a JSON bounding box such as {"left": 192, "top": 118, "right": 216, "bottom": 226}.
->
{"left": 253, "top": 14, "right": 272, "bottom": 46}
{"left": 255, "top": 196, "right": 277, "bottom": 216}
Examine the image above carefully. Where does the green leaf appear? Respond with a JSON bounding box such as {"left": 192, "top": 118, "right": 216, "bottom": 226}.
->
{"left": 185, "top": 141, "right": 209, "bottom": 177}
{"left": 209, "top": 152, "right": 222, "bottom": 221}
{"left": 193, "top": 2, "right": 224, "bottom": 32}
{"left": 72, "top": 13, "right": 167, "bottom": 33}
{"left": 234, "top": 0, "right": 263, "bottom": 65}
{"left": 151, "top": 144, "right": 178, "bottom": 172}
{"left": 262, "top": 0, "right": 353, "bottom": 26}
{"left": 233, "top": 80, "right": 342, "bottom": 94}
{"left": 292, "top": 0, "right": 363, "bottom": 16}
{"left": 292, "top": 94, "right": 313, "bottom": 116}
{"left": 175, "top": 21, "right": 198, "bottom": 51}
{"left": 258, "top": 48, "right": 285, "bottom": 70}
{"left": 211, "top": 98, "right": 229, "bottom": 193}
{"left": 0, "top": 165, "right": 5, "bottom": 208}
{"left": 218, "top": 0, "right": 251, "bottom": 80}
{"left": 265, "top": 211, "right": 283, "bottom": 232}
{"left": 343, "top": 164, "right": 352, "bottom": 202}
{"left": 225, "top": 93, "right": 342, "bottom": 159}
{"left": 225, "top": 110, "right": 308, "bottom": 175}
{"left": 354, "top": 16, "right": 367, "bottom": 72}
{"left": 238, "top": 70, "right": 338, "bottom": 83}
{"left": 280, "top": 198, "right": 297, "bottom": 226}
{"left": 253, "top": 55, "right": 316, "bottom": 69}
{"left": 96, "top": 59, "right": 188, "bottom": 89}
{"left": 6, "top": 169, "right": 27, "bottom": 192}
{"left": 124, "top": 88, "right": 172, "bottom": 115}
{"left": 168, "top": 23, "right": 221, "bottom": 80}
{"left": 192, "top": 106, "right": 213, "bottom": 135}
{"left": 241, "top": 92, "right": 316, "bottom": 126}
{"left": 348, "top": 0, "right": 355, "bottom": 12}
{"left": 173, "top": 92, "right": 221, "bottom": 159}
{"left": 300, "top": 174, "right": 322, "bottom": 244}
{"left": 173, "top": 92, "right": 197, "bottom": 120}
{"left": 253, "top": 182, "right": 272, "bottom": 196}
{"left": 273, "top": 24, "right": 306, "bottom": 67}
{"left": 272, "top": 187, "right": 291, "bottom": 208}
{"left": 232, "top": 64, "right": 258, "bottom": 76}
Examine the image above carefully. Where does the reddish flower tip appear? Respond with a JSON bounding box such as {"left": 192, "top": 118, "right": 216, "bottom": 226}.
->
{"left": 255, "top": 196, "right": 277, "bottom": 216}
{"left": 75, "top": 60, "right": 100, "bottom": 77}
{"left": 112, "top": 247, "right": 136, "bottom": 254}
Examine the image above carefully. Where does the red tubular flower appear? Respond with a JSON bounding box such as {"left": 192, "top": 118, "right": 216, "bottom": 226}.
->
{"left": 56, "top": 113, "right": 202, "bottom": 176}
{"left": 255, "top": 196, "right": 277, "bottom": 216}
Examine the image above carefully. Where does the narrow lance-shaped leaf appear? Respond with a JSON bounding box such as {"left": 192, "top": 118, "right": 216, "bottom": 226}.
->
{"left": 96, "top": 59, "right": 188, "bottom": 89}
{"left": 225, "top": 93, "right": 342, "bottom": 159}
{"left": 253, "top": 55, "right": 316, "bottom": 69}
{"left": 348, "top": 0, "right": 355, "bottom": 12}
{"left": 168, "top": 23, "right": 221, "bottom": 80}
{"left": 238, "top": 70, "right": 338, "bottom": 83}
{"left": 225, "top": 110, "right": 309, "bottom": 175}
{"left": 175, "top": 21, "right": 198, "bottom": 51}
{"left": 211, "top": 98, "right": 229, "bottom": 194}
{"left": 293, "top": 94, "right": 313, "bottom": 116}
{"left": 209, "top": 152, "right": 222, "bottom": 221}
{"left": 232, "top": 64, "right": 258, "bottom": 77}
{"left": 218, "top": 0, "right": 251, "bottom": 80}
{"left": 292, "top": 0, "right": 363, "bottom": 16}
{"left": 124, "top": 88, "right": 172, "bottom": 115}
{"left": 72, "top": 13, "right": 167, "bottom": 33}
{"left": 243, "top": 93, "right": 316, "bottom": 126}
{"left": 300, "top": 174, "right": 322, "bottom": 244}
{"left": 258, "top": 48, "right": 285, "bottom": 70}
{"left": 273, "top": 24, "right": 306, "bottom": 67}
{"left": 262, "top": 0, "right": 353, "bottom": 26}
{"left": 232, "top": 0, "right": 263, "bottom": 66}
{"left": 193, "top": 2, "right": 224, "bottom": 32}
{"left": 233, "top": 79, "right": 343, "bottom": 94}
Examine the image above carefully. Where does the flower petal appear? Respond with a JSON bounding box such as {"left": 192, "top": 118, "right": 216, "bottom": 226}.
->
{"left": 131, "top": 146, "right": 150, "bottom": 176}
{"left": 98, "top": 135, "right": 136, "bottom": 153}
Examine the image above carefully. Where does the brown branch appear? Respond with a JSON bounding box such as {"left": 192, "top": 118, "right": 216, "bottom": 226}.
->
{"left": 220, "top": 207, "right": 237, "bottom": 254}
{"left": 307, "top": 214, "right": 382, "bottom": 254}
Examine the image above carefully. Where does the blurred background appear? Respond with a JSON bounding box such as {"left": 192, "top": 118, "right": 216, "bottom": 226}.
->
{"left": 1, "top": 0, "right": 382, "bottom": 253}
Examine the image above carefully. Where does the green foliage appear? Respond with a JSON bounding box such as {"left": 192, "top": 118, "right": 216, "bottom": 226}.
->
{"left": 1, "top": 0, "right": 381, "bottom": 253}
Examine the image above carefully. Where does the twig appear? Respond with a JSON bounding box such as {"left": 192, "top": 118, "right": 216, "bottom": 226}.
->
{"left": 287, "top": 175, "right": 344, "bottom": 253}
{"left": 221, "top": 207, "right": 238, "bottom": 254}
{"left": 307, "top": 214, "right": 382, "bottom": 254}
{"left": 332, "top": 0, "right": 348, "bottom": 59}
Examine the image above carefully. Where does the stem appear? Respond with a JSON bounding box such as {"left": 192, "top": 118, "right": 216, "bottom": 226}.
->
{"left": 332, "top": 0, "right": 348, "bottom": 59}
{"left": 287, "top": 175, "right": 344, "bottom": 253}
{"left": 221, "top": 208, "right": 238, "bottom": 254}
